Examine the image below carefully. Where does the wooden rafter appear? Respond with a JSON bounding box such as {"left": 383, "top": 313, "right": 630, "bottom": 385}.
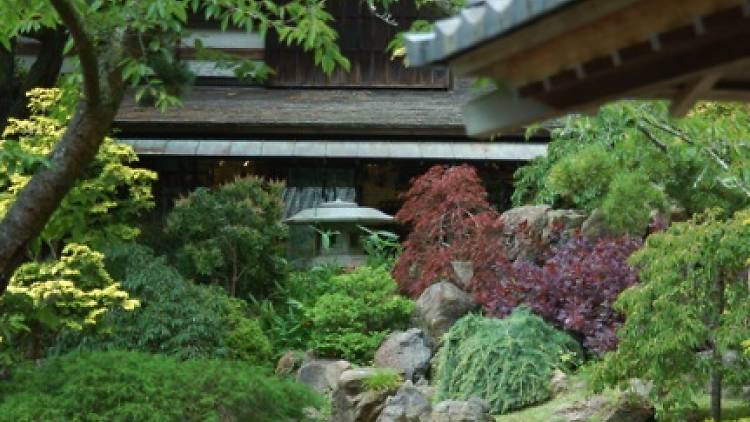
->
{"left": 669, "top": 72, "right": 722, "bottom": 117}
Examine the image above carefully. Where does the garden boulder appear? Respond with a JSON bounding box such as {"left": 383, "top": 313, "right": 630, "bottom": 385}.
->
{"left": 374, "top": 328, "right": 432, "bottom": 382}
{"left": 296, "top": 358, "right": 351, "bottom": 395}
{"left": 413, "top": 281, "right": 475, "bottom": 347}
{"left": 430, "top": 397, "right": 492, "bottom": 422}
{"left": 554, "top": 390, "right": 654, "bottom": 422}
{"left": 376, "top": 381, "right": 432, "bottom": 422}
{"left": 332, "top": 368, "right": 392, "bottom": 422}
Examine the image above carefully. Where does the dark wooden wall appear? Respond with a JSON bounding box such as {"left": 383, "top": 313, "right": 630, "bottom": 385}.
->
{"left": 265, "top": 0, "right": 450, "bottom": 89}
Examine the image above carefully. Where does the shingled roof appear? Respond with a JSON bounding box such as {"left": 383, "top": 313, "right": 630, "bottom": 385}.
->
{"left": 115, "top": 80, "right": 482, "bottom": 138}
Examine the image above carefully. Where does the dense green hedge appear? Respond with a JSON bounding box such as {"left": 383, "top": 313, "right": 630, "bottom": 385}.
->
{"left": 0, "top": 351, "right": 321, "bottom": 422}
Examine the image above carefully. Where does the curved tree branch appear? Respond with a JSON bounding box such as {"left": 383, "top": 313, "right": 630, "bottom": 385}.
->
{"left": 49, "top": 0, "right": 100, "bottom": 106}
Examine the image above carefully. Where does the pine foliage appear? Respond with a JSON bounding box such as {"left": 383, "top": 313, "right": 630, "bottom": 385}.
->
{"left": 434, "top": 308, "right": 582, "bottom": 414}
{"left": 513, "top": 102, "right": 750, "bottom": 234}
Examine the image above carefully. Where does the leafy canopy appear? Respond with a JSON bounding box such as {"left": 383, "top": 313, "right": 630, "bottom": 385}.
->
{"left": 306, "top": 265, "right": 414, "bottom": 363}
{"left": 1, "top": 244, "right": 137, "bottom": 363}
{"left": 392, "top": 164, "right": 504, "bottom": 297}
{"left": 594, "top": 210, "right": 750, "bottom": 420}
{"left": 473, "top": 234, "right": 642, "bottom": 355}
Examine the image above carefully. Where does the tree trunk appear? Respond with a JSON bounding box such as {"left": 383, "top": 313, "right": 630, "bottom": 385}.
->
{"left": 0, "top": 97, "right": 122, "bottom": 293}
{"left": 710, "top": 275, "right": 726, "bottom": 422}
{"left": 0, "top": 29, "right": 66, "bottom": 133}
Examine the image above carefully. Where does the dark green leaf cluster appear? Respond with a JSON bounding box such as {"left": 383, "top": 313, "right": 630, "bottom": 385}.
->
{"left": 0, "top": 350, "right": 322, "bottom": 422}
{"left": 513, "top": 102, "right": 750, "bottom": 234}
{"left": 165, "top": 176, "right": 288, "bottom": 299}
{"left": 54, "top": 242, "right": 272, "bottom": 364}
{"left": 594, "top": 210, "right": 750, "bottom": 419}
{"left": 435, "top": 308, "right": 582, "bottom": 414}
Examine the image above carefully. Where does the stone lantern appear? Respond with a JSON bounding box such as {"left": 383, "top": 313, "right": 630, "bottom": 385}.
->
{"left": 284, "top": 199, "right": 394, "bottom": 268}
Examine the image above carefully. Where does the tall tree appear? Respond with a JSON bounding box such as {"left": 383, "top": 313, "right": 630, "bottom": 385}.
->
{"left": 0, "top": 0, "right": 362, "bottom": 293}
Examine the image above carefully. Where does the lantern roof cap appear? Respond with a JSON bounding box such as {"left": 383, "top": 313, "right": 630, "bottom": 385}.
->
{"left": 285, "top": 200, "right": 394, "bottom": 225}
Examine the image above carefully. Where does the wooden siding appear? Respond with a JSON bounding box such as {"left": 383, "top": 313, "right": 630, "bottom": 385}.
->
{"left": 265, "top": 0, "right": 450, "bottom": 88}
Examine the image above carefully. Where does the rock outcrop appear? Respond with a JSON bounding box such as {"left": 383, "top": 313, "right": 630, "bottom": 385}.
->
{"left": 376, "top": 381, "right": 432, "bottom": 422}
{"left": 332, "top": 368, "right": 392, "bottom": 422}
{"left": 412, "top": 281, "right": 475, "bottom": 348}
{"left": 374, "top": 329, "right": 432, "bottom": 382}
{"left": 430, "top": 397, "right": 493, "bottom": 422}
{"left": 296, "top": 358, "right": 351, "bottom": 396}
{"left": 500, "top": 205, "right": 586, "bottom": 263}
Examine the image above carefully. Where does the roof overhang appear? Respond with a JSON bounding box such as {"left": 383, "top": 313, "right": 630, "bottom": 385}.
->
{"left": 405, "top": 0, "right": 750, "bottom": 138}
{"left": 120, "top": 139, "right": 547, "bottom": 161}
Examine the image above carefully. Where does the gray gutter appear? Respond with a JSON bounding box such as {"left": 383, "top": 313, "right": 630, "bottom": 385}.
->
{"left": 405, "top": 0, "right": 577, "bottom": 67}
{"left": 119, "top": 139, "right": 547, "bottom": 161}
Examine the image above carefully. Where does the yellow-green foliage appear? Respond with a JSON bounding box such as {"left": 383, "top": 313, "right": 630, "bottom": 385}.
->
{"left": 362, "top": 369, "right": 403, "bottom": 393}
{"left": 1, "top": 244, "right": 137, "bottom": 361}
{"left": 307, "top": 265, "right": 414, "bottom": 364}
{"left": 0, "top": 88, "right": 156, "bottom": 248}
{"left": 435, "top": 308, "right": 581, "bottom": 415}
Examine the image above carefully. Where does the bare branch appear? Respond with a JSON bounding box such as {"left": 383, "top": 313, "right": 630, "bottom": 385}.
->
{"left": 636, "top": 124, "right": 668, "bottom": 153}
{"left": 49, "top": 0, "right": 101, "bottom": 106}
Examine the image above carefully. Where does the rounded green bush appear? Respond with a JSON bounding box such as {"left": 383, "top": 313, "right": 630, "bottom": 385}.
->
{"left": 306, "top": 265, "right": 414, "bottom": 363}
{"left": 0, "top": 351, "right": 322, "bottom": 422}
{"left": 435, "top": 307, "right": 582, "bottom": 414}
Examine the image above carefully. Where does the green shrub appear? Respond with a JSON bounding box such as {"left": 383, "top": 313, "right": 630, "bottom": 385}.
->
{"left": 306, "top": 265, "right": 414, "bottom": 364}
{"left": 435, "top": 308, "right": 582, "bottom": 414}
{"left": 252, "top": 266, "right": 343, "bottom": 356}
{"left": 225, "top": 316, "right": 273, "bottom": 364}
{"left": 363, "top": 368, "right": 403, "bottom": 393}
{"left": 1, "top": 244, "right": 138, "bottom": 363}
{"left": 0, "top": 351, "right": 322, "bottom": 422}
{"left": 165, "top": 176, "right": 288, "bottom": 299}
{"left": 54, "top": 242, "right": 272, "bottom": 363}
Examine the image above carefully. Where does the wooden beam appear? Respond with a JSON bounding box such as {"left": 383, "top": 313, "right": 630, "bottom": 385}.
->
{"left": 463, "top": 88, "right": 557, "bottom": 138}
{"left": 534, "top": 13, "right": 750, "bottom": 109}
{"left": 476, "top": 0, "right": 741, "bottom": 88}
{"left": 669, "top": 72, "right": 722, "bottom": 116}
{"left": 450, "top": 0, "right": 640, "bottom": 76}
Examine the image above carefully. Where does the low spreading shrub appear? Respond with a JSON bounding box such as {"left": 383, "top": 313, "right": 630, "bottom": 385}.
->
{"left": 0, "top": 351, "right": 322, "bottom": 422}
{"left": 306, "top": 265, "right": 414, "bottom": 363}
{"left": 434, "top": 308, "right": 581, "bottom": 414}
{"left": 54, "top": 243, "right": 272, "bottom": 364}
